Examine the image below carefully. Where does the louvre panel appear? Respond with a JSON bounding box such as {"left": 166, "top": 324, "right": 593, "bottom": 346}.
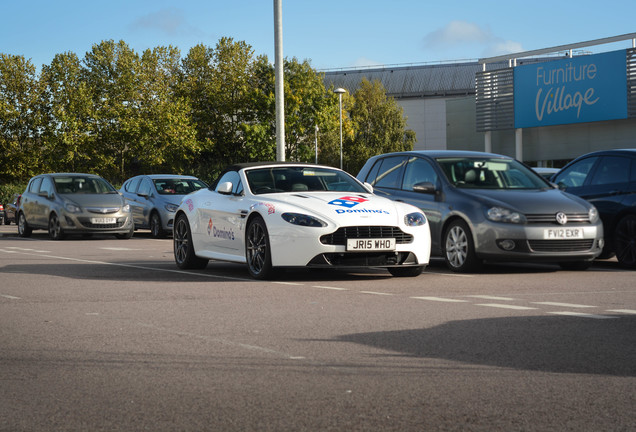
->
{"left": 628, "top": 48, "right": 636, "bottom": 118}
{"left": 528, "top": 239, "right": 594, "bottom": 252}
{"left": 320, "top": 226, "right": 413, "bottom": 245}
{"left": 525, "top": 213, "right": 590, "bottom": 224}
{"left": 475, "top": 68, "right": 515, "bottom": 132}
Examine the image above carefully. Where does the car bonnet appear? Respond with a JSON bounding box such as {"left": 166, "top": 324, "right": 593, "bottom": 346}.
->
{"left": 466, "top": 188, "right": 592, "bottom": 213}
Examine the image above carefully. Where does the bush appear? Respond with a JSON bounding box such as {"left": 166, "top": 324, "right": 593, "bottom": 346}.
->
{"left": 0, "top": 183, "right": 26, "bottom": 206}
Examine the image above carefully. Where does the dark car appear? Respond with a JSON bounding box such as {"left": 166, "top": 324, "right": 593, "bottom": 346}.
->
{"left": 357, "top": 151, "right": 604, "bottom": 272}
{"left": 3, "top": 193, "right": 21, "bottom": 225}
{"left": 551, "top": 149, "right": 636, "bottom": 268}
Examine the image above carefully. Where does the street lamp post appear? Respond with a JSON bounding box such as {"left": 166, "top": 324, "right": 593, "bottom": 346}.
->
{"left": 314, "top": 124, "right": 319, "bottom": 164}
{"left": 334, "top": 88, "right": 346, "bottom": 169}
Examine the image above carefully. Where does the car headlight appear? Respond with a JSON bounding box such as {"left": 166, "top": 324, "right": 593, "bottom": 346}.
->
{"left": 486, "top": 206, "right": 526, "bottom": 224}
{"left": 122, "top": 203, "right": 130, "bottom": 213}
{"left": 404, "top": 212, "right": 427, "bottom": 226}
{"left": 588, "top": 207, "right": 599, "bottom": 223}
{"left": 165, "top": 203, "right": 179, "bottom": 212}
{"left": 64, "top": 202, "right": 81, "bottom": 213}
{"left": 281, "top": 212, "right": 327, "bottom": 227}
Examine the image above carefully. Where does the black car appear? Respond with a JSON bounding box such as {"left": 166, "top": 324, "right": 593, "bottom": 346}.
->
{"left": 552, "top": 149, "right": 636, "bottom": 268}
{"left": 3, "top": 193, "right": 21, "bottom": 225}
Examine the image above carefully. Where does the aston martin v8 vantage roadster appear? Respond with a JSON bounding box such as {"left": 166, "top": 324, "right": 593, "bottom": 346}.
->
{"left": 173, "top": 162, "right": 431, "bottom": 279}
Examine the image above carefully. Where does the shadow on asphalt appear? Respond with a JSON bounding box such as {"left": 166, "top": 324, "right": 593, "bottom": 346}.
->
{"left": 333, "top": 314, "right": 636, "bottom": 376}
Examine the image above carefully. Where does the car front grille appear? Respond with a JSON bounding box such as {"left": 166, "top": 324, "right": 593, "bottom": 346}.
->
{"left": 320, "top": 226, "right": 413, "bottom": 245}
{"left": 528, "top": 239, "right": 595, "bottom": 252}
{"left": 526, "top": 213, "right": 590, "bottom": 224}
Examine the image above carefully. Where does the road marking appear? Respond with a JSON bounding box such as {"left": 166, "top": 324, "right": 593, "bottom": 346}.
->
{"left": 359, "top": 291, "right": 393, "bottom": 296}
{"left": 467, "top": 295, "right": 515, "bottom": 301}
{"left": 3, "top": 246, "right": 50, "bottom": 253}
{"left": 1, "top": 294, "right": 21, "bottom": 300}
{"left": 548, "top": 311, "right": 618, "bottom": 319}
{"left": 272, "top": 281, "right": 304, "bottom": 286}
{"left": 411, "top": 296, "right": 469, "bottom": 303}
{"left": 606, "top": 309, "right": 636, "bottom": 315}
{"left": 532, "top": 302, "right": 596, "bottom": 308}
{"left": 313, "top": 286, "right": 348, "bottom": 291}
{"left": 476, "top": 303, "right": 538, "bottom": 310}
{"left": 100, "top": 247, "right": 145, "bottom": 251}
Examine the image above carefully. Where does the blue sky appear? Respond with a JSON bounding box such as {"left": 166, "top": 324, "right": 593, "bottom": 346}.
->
{"left": 2, "top": 0, "right": 634, "bottom": 71}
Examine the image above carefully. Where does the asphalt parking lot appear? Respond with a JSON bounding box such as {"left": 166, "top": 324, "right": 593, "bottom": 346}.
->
{"left": 1, "top": 224, "right": 635, "bottom": 431}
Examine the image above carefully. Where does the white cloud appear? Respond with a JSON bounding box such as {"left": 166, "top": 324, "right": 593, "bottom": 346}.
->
{"left": 130, "top": 8, "right": 204, "bottom": 37}
{"left": 422, "top": 21, "right": 523, "bottom": 58}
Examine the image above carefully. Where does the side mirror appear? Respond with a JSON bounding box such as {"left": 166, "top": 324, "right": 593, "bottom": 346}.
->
{"left": 217, "top": 181, "right": 233, "bottom": 195}
{"left": 412, "top": 182, "right": 436, "bottom": 194}
{"left": 363, "top": 182, "right": 373, "bottom": 193}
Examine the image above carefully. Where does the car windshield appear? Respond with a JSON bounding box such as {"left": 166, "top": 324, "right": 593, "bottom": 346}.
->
{"left": 436, "top": 157, "right": 548, "bottom": 190}
{"left": 53, "top": 176, "right": 116, "bottom": 194}
{"left": 246, "top": 166, "right": 367, "bottom": 195}
{"left": 153, "top": 178, "right": 207, "bottom": 195}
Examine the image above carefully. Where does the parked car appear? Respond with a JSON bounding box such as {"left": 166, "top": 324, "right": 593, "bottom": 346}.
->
{"left": 173, "top": 162, "right": 431, "bottom": 279}
{"left": 3, "top": 193, "right": 21, "bottom": 225}
{"left": 551, "top": 149, "right": 636, "bottom": 268}
{"left": 120, "top": 174, "right": 207, "bottom": 238}
{"left": 357, "top": 151, "right": 604, "bottom": 272}
{"left": 18, "top": 173, "right": 134, "bottom": 240}
{"left": 532, "top": 167, "right": 560, "bottom": 180}
{"left": 0, "top": 203, "right": 4, "bottom": 224}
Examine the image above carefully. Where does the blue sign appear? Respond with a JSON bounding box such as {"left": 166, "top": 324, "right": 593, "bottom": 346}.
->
{"left": 514, "top": 50, "right": 627, "bottom": 128}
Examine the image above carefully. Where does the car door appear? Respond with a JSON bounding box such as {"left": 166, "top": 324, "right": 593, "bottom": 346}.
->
{"left": 120, "top": 177, "right": 141, "bottom": 221}
{"left": 394, "top": 156, "right": 445, "bottom": 253}
{"left": 133, "top": 177, "right": 153, "bottom": 227}
{"left": 21, "top": 177, "right": 43, "bottom": 227}
{"left": 198, "top": 171, "right": 246, "bottom": 257}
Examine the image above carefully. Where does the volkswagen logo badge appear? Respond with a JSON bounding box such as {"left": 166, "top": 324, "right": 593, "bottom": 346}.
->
{"left": 555, "top": 212, "right": 568, "bottom": 225}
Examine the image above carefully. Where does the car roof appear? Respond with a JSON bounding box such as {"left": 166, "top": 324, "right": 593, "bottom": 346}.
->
{"left": 40, "top": 173, "right": 103, "bottom": 178}
{"left": 142, "top": 174, "right": 200, "bottom": 179}
{"left": 573, "top": 149, "right": 636, "bottom": 159}
{"left": 369, "top": 150, "right": 515, "bottom": 160}
{"left": 227, "top": 161, "right": 332, "bottom": 171}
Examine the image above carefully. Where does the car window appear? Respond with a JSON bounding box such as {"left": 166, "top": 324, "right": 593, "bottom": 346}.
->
{"left": 40, "top": 177, "right": 55, "bottom": 196}
{"left": 154, "top": 178, "right": 207, "bottom": 195}
{"left": 245, "top": 166, "right": 366, "bottom": 194}
{"left": 28, "top": 177, "right": 42, "bottom": 193}
{"left": 436, "top": 157, "right": 547, "bottom": 189}
{"left": 125, "top": 177, "right": 141, "bottom": 193}
{"left": 589, "top": 156, "right": 631, "bottom": 185}
{"left": 372, "top": 156, "right": 407, "bottom": 189}
{"left": 402, "top": 157, "right": 438, "bottom": 190}
{"left": 553, "top": 156, "right": 598, "bottom": 188}
{"left": 138, "top": 178, "right": 152, "bottom": 196}
{"left": 215, "top": 171, "right": 241, "bottom": 194}
{"left": 53, "top": 176, "right": 116, "bottom": 194}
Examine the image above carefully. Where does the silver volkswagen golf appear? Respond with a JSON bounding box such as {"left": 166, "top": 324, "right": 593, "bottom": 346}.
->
{"left": 18, "top": 173, "right": 134, "bottom": 240}
{"left": 357, "top": 151, "right": 604, "bottom": 272}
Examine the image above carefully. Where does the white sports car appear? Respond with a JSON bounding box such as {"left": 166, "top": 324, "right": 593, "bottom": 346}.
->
{"left": 173, "top": 162, "right": 431, "bottom": 279}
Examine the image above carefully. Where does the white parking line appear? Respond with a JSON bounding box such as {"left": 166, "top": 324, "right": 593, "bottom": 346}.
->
{"left": 532, "top": 302, "right": 596, "bottom": 308}
{"left": 312, "top": 286, "right": 348, "bottom": 291}
{"left": 359, "top": 291, "right": 393, "bottom": 296}
{"left": 548, "top": 311, "right": 618, "bottom": 319}
{"left": 3, "top": 246, "right": 51, "bottom": 253}
{"left": 606, "top": 309, "right": 636, "bottom": 315}
{"left": 411, "top": 296, "right": 469, "bottom": 303}
{"left": 467, "top": 295, "right": 515, "bottom": 301}
{"left": 476, "top": 303, "right": 538, "bottom": 310}
{"left": 272, "top": 281, "right": 304, "bottom": 286}
{"left": 1, "top": 294, "right": 21, "bottom": 300}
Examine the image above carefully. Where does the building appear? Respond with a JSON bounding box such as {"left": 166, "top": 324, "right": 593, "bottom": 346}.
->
{"left": 323, "top": 34, "right": 636, "bottom": 167}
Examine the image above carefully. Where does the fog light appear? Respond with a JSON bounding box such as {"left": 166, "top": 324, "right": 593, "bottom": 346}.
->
{"left": 598, "top": 238, "right": 605, "bottom": 249}
{"left": 499, "top": 239, "right": 516, "bottom": 251}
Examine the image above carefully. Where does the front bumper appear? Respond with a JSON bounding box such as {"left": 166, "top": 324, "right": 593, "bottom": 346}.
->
{"left": 60, "top": 212, "right": 134, "bottom": 234}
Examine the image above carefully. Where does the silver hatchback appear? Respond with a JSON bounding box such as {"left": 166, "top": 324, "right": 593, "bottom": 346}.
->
{"left": 357, "top": 151, "right": 604, "bottom": 272}
{"left": 18, "top": 173, "right": 134, "bottom": 240}
{"left": 119, "top": 174, "right": 207, "bottom": 238}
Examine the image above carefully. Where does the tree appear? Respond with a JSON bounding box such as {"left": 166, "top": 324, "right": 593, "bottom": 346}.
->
{"left": 0, "top": 54, "right": 43, "bottom": 181}
{"left": 40, "top": 51, "right": 93, "bottom": 173}
{"left": 345, "top": 78, "right": 415, "bottom": 173}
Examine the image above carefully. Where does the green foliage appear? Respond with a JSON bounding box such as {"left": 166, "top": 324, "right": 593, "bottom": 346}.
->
{"left": 0, "top": 39, "right": 415, "bottom": 184}
{"left": 0, "top": 182, "right": 25, "bottom": 206}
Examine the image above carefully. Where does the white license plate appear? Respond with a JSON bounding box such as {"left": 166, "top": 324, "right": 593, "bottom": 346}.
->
{"left": 91, "top": 217, "right": 116, "bottom": 224}
{"left": 346, "top": 238, "right": 396, "bottom": 251}
{"left": 543, "top": 228, "right": 584, "bottom": 239}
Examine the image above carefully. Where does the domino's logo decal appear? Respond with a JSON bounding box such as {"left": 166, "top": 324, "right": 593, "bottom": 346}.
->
{"left": 328, "top": 196, "right": 368, "bottom": 208}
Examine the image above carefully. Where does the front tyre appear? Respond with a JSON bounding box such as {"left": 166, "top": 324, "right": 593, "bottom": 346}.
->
{"left": 18, "top": 212, "right": 32, "bottom": 238}
{"left": 48, "top": 213, "right": 65, "bottom": 240}
{"left": 388, "top": 266, "right": 424, "bottom": 277}
{"left": 173, "top": 214, "right": 208, "bottom": 269}
{"left": 246, "top": 216, "right": 274, "bottom": 280}
{"left": 614, "top": 214, "right": 636, "bottom": 269}
{"left": 150, "top": 212, "right": 165, "bottom": 238}
{"left": 443, "top": 219, "right": 481, "bottom": 273}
